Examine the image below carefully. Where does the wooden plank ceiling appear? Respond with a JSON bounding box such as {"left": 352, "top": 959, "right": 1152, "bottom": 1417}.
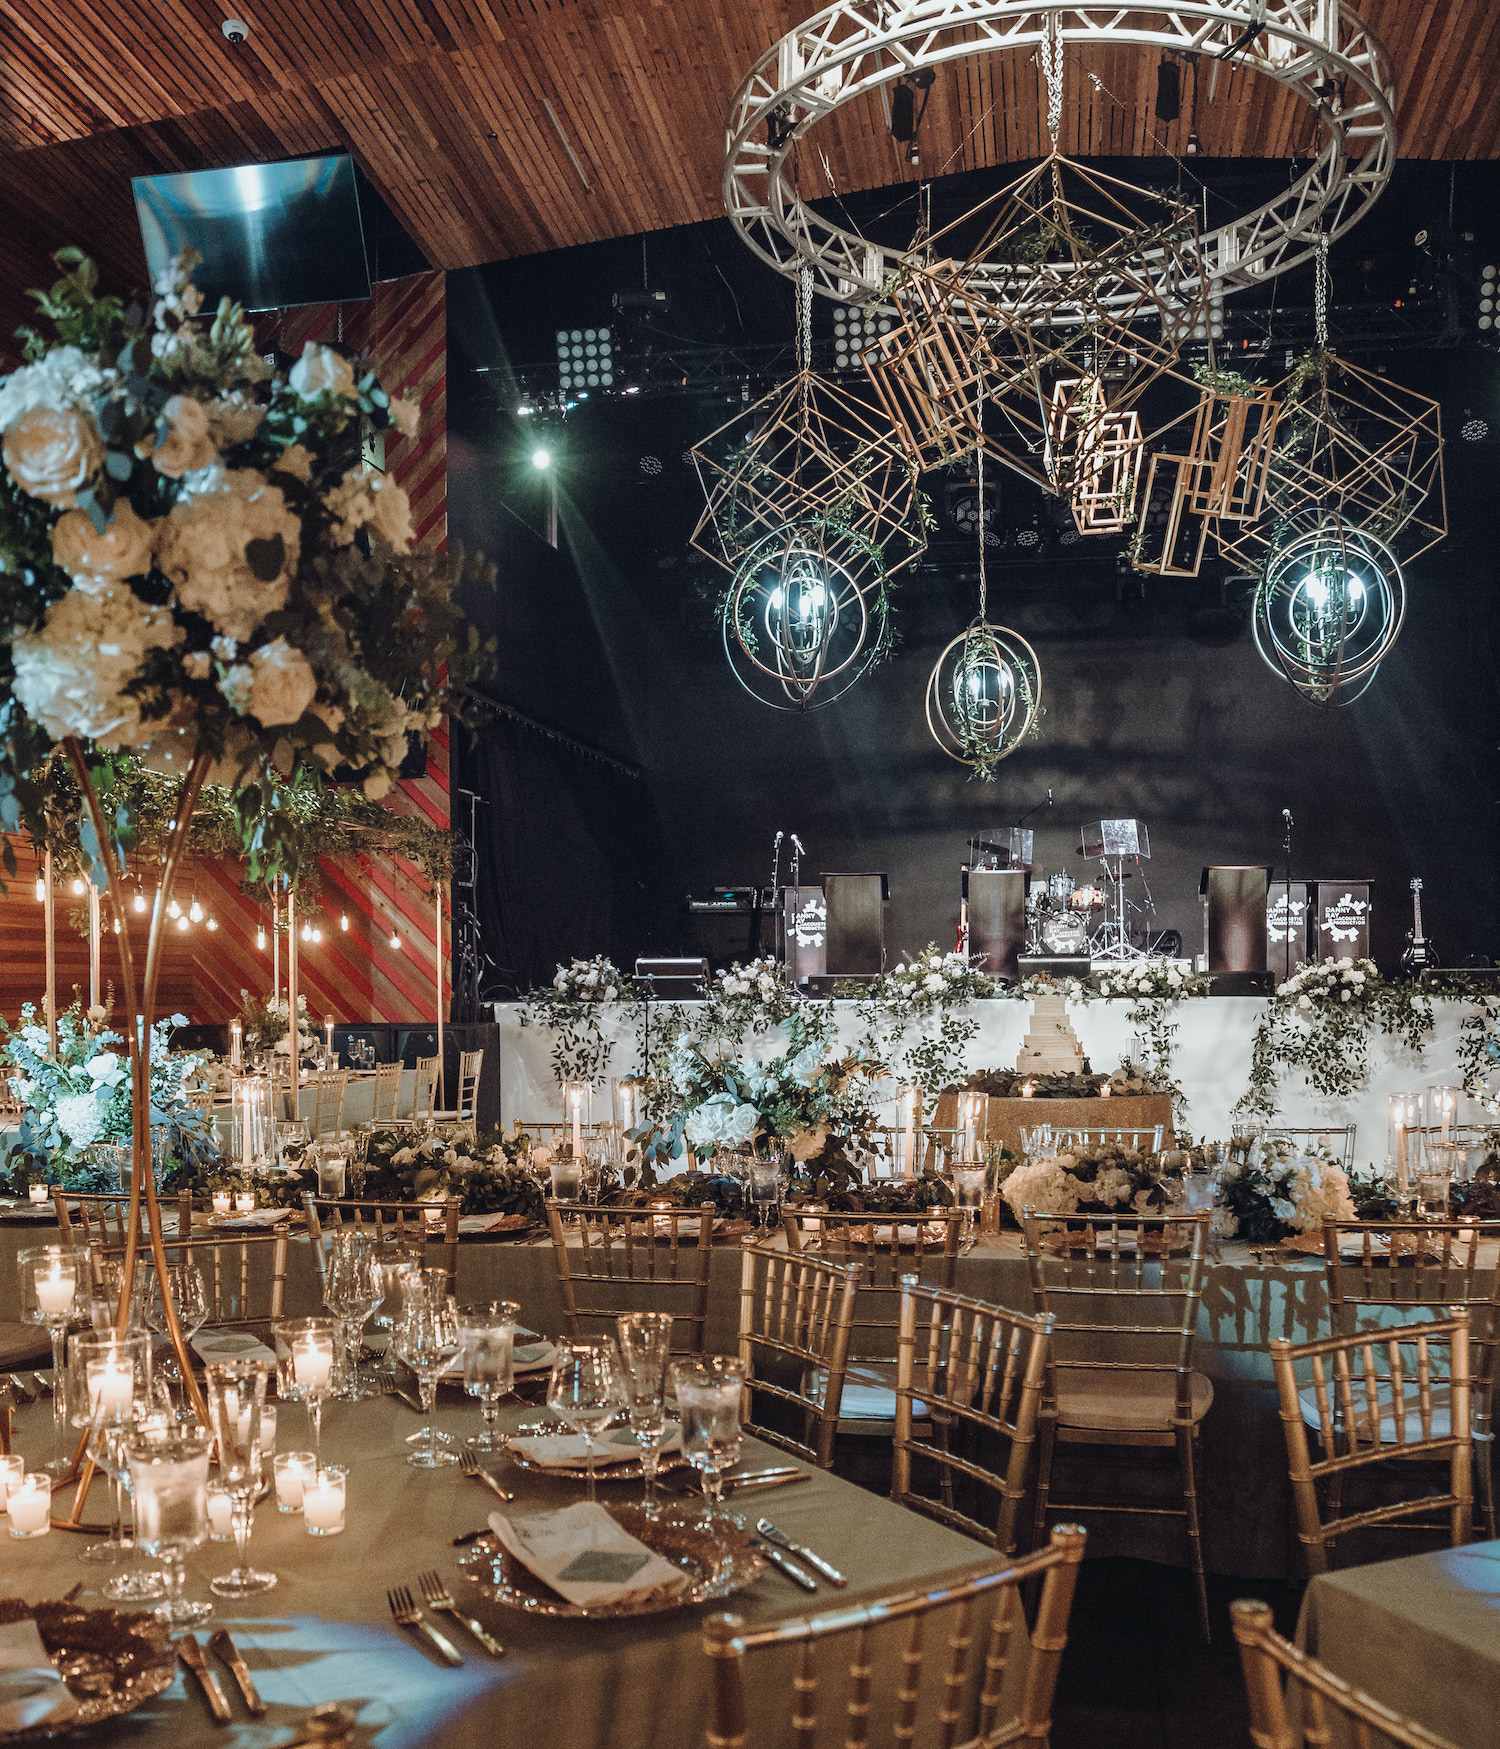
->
{"left": 2, "top": 0, "right": 1498, "bottom": 348}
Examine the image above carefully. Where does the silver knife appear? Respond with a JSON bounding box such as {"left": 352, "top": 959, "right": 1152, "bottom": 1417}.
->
{"left": 756, "top": 1518, "right": 847, "bottom": 1587}
{"left": 748, "top": 1535, "right": 819, "bottom": 1592}
{"left": 726, "top": 1471, "right": 812, "bottom": 1498}
{"left": 209, "top": 1629, "right": 266, "bottom": 1716}
{"left": 8, "top": 1374, "right": 35, "bottom": 1405}
{"left": 176, "top": 1632, "right": 232, "bottom": 1722}
{"left": 31, "top": 1372, "right": 54, "bottom": 1398}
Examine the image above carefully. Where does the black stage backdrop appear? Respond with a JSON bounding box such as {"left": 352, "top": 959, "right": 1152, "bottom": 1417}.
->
{"left": 446, "top": 170, "right": 1500, "bottom": 994}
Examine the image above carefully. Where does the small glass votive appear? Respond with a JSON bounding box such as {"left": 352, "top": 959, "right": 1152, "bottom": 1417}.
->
{"left": 1418, "top": 1160, "right": 1452, "bottom": 1221}
{"left": 28, "top": 1183, "right": 48, "bottom": 1205}
{"left": 235, "top": 1193, "right": 256, "bottom": 1214}
{"left": 317, "top": 1158, "right": 346, "bottom": 1199}
{"left": 274, "top": 1451, "right": 315, "bottom": 1513}
{"left": 211, "top": 1191, "right": 231, "bottom": 1215}
{"left": 207, "top": 1480, "right": 235, "bottom": 1542}
{"left": 8, "top": 1474, "right": 51, "bottom": 1538}
{"left": 0, "top": 1454, "right": 26, "bottom": 1511}
{"left": 302, "top": 1466, "right": 345, "bottom": 1536}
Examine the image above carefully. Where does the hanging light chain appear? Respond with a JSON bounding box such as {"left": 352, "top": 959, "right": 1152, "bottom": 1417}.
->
{"left": 976, "top": 432, "right": 987, "bottom": 624}
{"left": 1042, "top": 20, "right": 1065, "bottom": 148}
{"left": 798, "top": 266, "right": 813, "bottom": 370}
{"left": 1314, "top": 232, "right": 1329, "bottom": 346}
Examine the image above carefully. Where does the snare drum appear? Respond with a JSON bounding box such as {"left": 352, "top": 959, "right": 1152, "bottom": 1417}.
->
{"left": 1069, "top": 886, "right": 1105, "bottom": 912}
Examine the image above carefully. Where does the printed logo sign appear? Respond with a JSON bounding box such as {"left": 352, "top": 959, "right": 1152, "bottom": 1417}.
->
{"left": 1321, "top": 892, "right": 1369, "bottom": 944}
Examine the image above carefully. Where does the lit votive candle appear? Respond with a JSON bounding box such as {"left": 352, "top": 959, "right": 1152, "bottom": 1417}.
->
{"left": 0, "top": 1454, "right": 25, "bottom": 1512}
{"left": 274, "top": 1451, "right": 315, "bottom": 1513}
{"left": 302, "top": 1466, "right": 346, "bottom": 1536}
{"left": 235, "top": 1193, "right": 256, "bottom": 1214}
{"left": 87, "top": 1359, "right": 134, "bottom": 1419}
{"left": 34, "top": 1263, "right": 74, "bottom": 1317}
{"left": 7, "top": 1475, "right": 50, "bottom": 1538}
{"left": 28, "top": 1184, "right": 48, "bottom": 1205}
{"left": 207, "top": 1481, "right": 234, "bottom": 1541}
{"left": 212, "top": 1192, "right": 231, "bottom": 1216}
{"left": 291, "top": 1337, "right": 333, "bottom": 1393}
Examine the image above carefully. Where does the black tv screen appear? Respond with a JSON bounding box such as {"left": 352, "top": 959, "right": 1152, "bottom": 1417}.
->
{"left": 133, "top": 153, "right": 371, "bottom": 313}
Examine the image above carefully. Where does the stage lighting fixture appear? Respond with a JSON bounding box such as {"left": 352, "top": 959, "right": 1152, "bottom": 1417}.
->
{"left": 832, "top": 305, "right": 894, "bottom": 371}
{"left": 1155, "top": 60, "right": 1181, "bottom": 122}
{"left": 531, "top": 446, "right": 552, "bottom": 469}
{"left": 890, "top": 82, "right": 916, "bottom": 141}
{"left": 639, "top": 454, "right": 663, "bottom": 475}
{"left": 1479, "top": 264, "right": 1496, "bottom": 332}
{"left": 1462, "top": 416, "right": 1489, "bottom": 441}
{"left": 1185, "top": 132, "right": 1201, "bottom": 156}
{"left": 555, "top": 325, "right": 614, "bottom": 392}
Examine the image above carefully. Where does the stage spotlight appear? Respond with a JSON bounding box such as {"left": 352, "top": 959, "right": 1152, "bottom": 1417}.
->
{"left": 531, "top": 446, "right": 553, "bottom": 469}
{"left": 555, "top": 325, "right": 613, "bottom": 392}
{"left": 1462, "top": 416, "right": 1489, "bottom": 441}
{"left": 1185, "top": 132, "right": 1201, "bottom": 156}
{"left": 1479, "top": 265, "right": 1496, "bottom": 332}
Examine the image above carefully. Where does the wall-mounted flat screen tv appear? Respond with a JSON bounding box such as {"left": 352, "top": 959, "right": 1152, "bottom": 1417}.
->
{"left": 133, "top": 152, "right": 371, "bottom": 313}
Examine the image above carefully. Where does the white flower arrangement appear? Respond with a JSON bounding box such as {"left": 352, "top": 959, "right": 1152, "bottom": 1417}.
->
{"left": 0, "top": 247, "right": 493, "bottom": 870}
{"left": 881, "top": 946, "right": 996, "bottom": 1014}
{"left": 1096, "top": 957, "right": 1212, "bottom": 1000}
{"left": 1275, "top": 956, "right": 1376, "bottom": 1007}
{"left": 549, "top": 956, "right": 626, "bottom": 1003}
{"left": 1216, "top": 1139, "right": 1356, "bottom": 1241}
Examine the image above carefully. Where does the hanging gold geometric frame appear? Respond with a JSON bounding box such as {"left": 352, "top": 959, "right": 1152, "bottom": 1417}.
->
{"left": 1130, "top": 452, "right": 1212, "bottom": 578}
{"left": 689, "top": 366, "right": 926, "bottom": 580}
{"left": 1048, "top": 379, "right": 1143, "bottom": 535}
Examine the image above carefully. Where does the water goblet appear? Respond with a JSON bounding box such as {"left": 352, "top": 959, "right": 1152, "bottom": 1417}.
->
{"left": 20, "top": 1245, "right": 77, "bottom": 1474}
{"left": 270, "top": 1318, "right": 339, "bottom": 1472}
{"left": 202, "top": 1360, "right": 277, "bottom": 1596}
{"left": 127, "top": 1428, "right": 213, "bottom": 1625}
{"left": 323, "top": 1234, "right": 381, "bottom": 1400}
{"left": 66, "top": 1330, "right": 154, "bottom": 1581}
{"left": 952, "top": 1166, "right": 986, "bottom": 1250}
{"left": 546, "top": 1340, "right": 620, "bottom": 1503}
{"left": 616, "top": 1313, "right": 674, "bottom": 1519}
{"left": 456, "top": 1301, "right": 519, "bottom": 1453}
{"left": 393, "top": 1295, "right": 461, "bottom": 1467}
{"left": 371, "top": 1246, "right": 422, "bottom": 1332}
{"left": 669, "top": 1357, "right": 744, "bottom": 1521}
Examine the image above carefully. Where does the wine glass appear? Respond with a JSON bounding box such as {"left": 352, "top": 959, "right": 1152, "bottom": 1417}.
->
{"left": 393, "top": 1292, "right": 460, "bottom": 1468}
{"left": 142, "top": 1265, "right": 208, "bottom": 1405}
{"left": 456, "top": 1301, "right": 519, "bottom": 1453}
{"left": 546, "top": 1341, "right": 620, "bottom": 1503}
{"left": 202, "top": 1360, "right": 277, "bottom": 1596}
{"left": 127, "top": 1428, "right": 213, "bottom": 1625}
{"left": 348, "top": 1126, "right": 372, "bottom": 1198}
{"left": 20, "top": 1246, "right": 78, "bottom": 1475}
{"left": 270, "top": 1318, "right": 338, "bottom": 1473}
{"left": 323, "top": 1234, "right": 380, "bottom": 1400}
{"left": 952, "top": 1166, "right": 986, "bottom": 1250}
{"left": 669, "top": 1357, "right": 744, "bottom": 1520}
{"left": 616, "top": 1313, "right": 674, "bottom": 1519}
{"left": 370, "top": 1247, "right": 422, "bottom": 1333}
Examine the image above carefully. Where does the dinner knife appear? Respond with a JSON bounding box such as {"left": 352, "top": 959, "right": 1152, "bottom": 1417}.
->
{"left": 177, "top": 1632, "right": 232, "bottom": 1723}
{"left": 209, "top": 1629, "right": 266, "bottom": 1717}
{"left": 748, "top": 1536, "right": 819, "bottom": 1592}
{"left": 756, "top": 1519, "right": 847, "bottom": 1587}
{"left": 725, "top": 1471, "right": 812, "bottom": 1498}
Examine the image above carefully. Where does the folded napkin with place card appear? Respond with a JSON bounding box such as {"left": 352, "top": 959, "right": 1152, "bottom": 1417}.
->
{"left": 205, "top": 1208, "right": 292, "bottom": 1230}
{"left": 192, "top": 1330, "right": 279, "bottom": 1369}
{"left": 438, "top": 1339, "right": 559, "bottom": 1381}
{"left": 506, "top": 1424, "right": 682, "bottom": 1471}
{"left": 0, "top": 1619, "right": 79, "bottom": 1733}
{"left": 486, "top": 1502, "right": 689, "bottom": 1607}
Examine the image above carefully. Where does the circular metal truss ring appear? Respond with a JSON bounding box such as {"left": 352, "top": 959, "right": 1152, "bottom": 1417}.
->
{"left": 725, "top": 1, "right": 1397, "bottom": 310}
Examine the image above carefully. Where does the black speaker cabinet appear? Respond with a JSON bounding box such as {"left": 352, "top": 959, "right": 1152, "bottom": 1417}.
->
{"left": 822, "top": 874, "right": 888, "bottom": 976}
{"left": 1199, "top": 866, "right": 1272, "bottom": 973}
{"left": 967, "top": 868, "right": 1027, "bottom": 981}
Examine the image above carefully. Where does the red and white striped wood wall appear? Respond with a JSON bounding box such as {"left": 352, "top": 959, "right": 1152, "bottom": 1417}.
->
{"left": 0, "top": 272, "right": 452, "bottom": 1026}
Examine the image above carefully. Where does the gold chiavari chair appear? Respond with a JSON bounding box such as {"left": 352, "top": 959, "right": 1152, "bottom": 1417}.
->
{"left": 1320, "top": 1215, "right": 1500, "bottom": 1538}
{"left": 409, "top": 1055, "right": 440, "bottom": 1123}
{"left": 1270, "top": 1311, "right": 1473, "bottom": 1578}
{"left": 1020, "top": 1209, "right": 1215, "bottom": 1642}
{"left": 302, "top": 1194, "right": 461, "bottom": 1296}
{"left": 431, "top": 1049, "right": 484, "bottom": 1123}
{"left": 737, "top": 1242, "right": 861, "bottom": 1470}
{"left": 370, "top": 1060, "right": 406, "bottom": 1123}
{"left": 1230, "top": 1597, "right": 1461, "bottom": 1749}
{"left": 545, "top": 1200, "right": 714, "bottom": 1356}
{"left": 1270, "top": 1124, "right": 1357, "bottom": 1169}
{"left": 702, "top": 1524, "right": 1087, "bottom": 1749}
{"left": 781, "top": 1208, "right": 966, "bottom": 1440}
{"left": 1066, "top": 1126, "right": 1165, "bottom": 1152}
{"left": 186, "top": 1087, "right": 217, "bottom": 1116}
{"left": 299, "top": 1069, "right": 351, "bottom": 1138}
{"left": 90, "top": 1232, "right": 292, "bottom": 1330}
{"left": 892, "top": 1277, "right": 1053, "bottom": 1558}
{"left": 55, "top": 1188, "right": 193, "bottom": 1249}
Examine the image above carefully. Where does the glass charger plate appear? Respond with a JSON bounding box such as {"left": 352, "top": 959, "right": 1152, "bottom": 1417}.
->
{"left": 0, "top": 1599, "right": 176, "bottom": 1744}
{"left": 505, "top": 1420, "right": 688, "bottom": 1481}
{"left": 457, "top": 1503, "right": 764, "bottom": 1618}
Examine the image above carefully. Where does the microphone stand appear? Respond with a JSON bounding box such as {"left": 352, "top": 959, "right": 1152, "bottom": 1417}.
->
{"left": 1282, "top": 809, "right": 1294, "bottom": 985}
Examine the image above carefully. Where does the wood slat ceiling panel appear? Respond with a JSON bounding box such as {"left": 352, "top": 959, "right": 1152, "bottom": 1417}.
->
{"left": 1, "top": 0, "right": 1497, "bottom": 349}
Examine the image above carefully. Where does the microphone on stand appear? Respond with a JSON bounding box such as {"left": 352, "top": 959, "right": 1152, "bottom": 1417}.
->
{"left": 1282, "top": 809, "right": 1293, "bottom": 826}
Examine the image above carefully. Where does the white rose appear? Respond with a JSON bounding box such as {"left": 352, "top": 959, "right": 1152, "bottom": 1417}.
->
{"left": 288, "top": 342, "right": 357, "bottom": 401}
{"left": 245, "top": 637, "right": 316, "bottom": 727}
{"left": 1341, "top": 989, "right": 1351, "bottom": 1002}
{"left": 3, "top": 404, "right": 102, "bottom": 506}
{"left": 1298, "top": 995, "right": 1312, "bottom": 1010}
{"left": 203, "top": 390, "right": 266, "bottom": 450}
{"left": 159, "top": 468, "right": 300, "bottom": 641}
{"left": 51, "top": 500, "right": 158, "bottom": 585}
{"left": 323, "top": 467, "right": 414, "bottom": 553}
{"left": 13, "top": 581, "right": 179, "bottom": 748}
{"left": 151, "top": 394, "right": 217, "bottom": 478}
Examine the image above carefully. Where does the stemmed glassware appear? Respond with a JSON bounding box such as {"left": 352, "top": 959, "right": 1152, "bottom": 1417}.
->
{"left": 143, "top": 1265, "right": 209, "bottom": 1401}
{"left": 616, "top": 1313, "right": 674, "bottom": 1519}
{"left": 669, "top": 1357, "right": 744, "bottom": 1521}
{"left": 270, "top": 1317, "right": 339, "bottom": 1473}
{"left": 66, "top": 1330, "right": 161, "bottom": 1592}
{"left": 748, "top": 1157, "right": 781, "bottom": 1230}
{"left": 201, "top": 1360, "right": 277, "bottom": 1597}
{"left": 348, "top": 1126, "right": 372, "bottom": 1197}
{"left": 546, "top": 1340, "right": 620, "bottom": 1503}
{"left": 323, "top": 1234, "right": 381, "bottom": 1401}
{"left": 394, "top": 1282, "right": 460, "bottom": 1468}
{"left": 456, "top": 1301, "right": 519, "bottom": 1453}
{"left": 952, "top": 1166, "right": 986, "bottom": 1251}
{"left": 127, "top": 1428, "right": 213, "bottom": 1625}
{"left": 371, "top": 1244, "right": 422, "bottom": 1332}
{"left": 19, "top": 1246, "right": 77, "bottom": 1474}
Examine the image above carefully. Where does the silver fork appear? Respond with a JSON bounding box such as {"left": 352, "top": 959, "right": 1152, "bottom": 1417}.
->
{"left": 386, "top": 1585, "right": 462, "bottom": 1666}
{"left": 458, "top": 1445, "right": 514, "bottom": 1503}
{"left": 416, "top": 1570, "right": 504, "bottom": 1657}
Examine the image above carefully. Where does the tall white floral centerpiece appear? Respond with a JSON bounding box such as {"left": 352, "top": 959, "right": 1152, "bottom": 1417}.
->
{"left": 0, "top": 249, "right": 493, "bottom": 1460}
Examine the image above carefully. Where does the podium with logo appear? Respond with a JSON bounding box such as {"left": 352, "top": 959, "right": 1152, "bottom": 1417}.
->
{"left": 1266, "top": 881, "right": 1311, "bottom": 976}
{"left": 1313, "top": 882, "right": 1372, "bottom": 961}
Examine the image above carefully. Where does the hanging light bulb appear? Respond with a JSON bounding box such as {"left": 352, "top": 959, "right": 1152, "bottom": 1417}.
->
{"left": 167, "top": 896, "right": 181, "bottom": 918}
{"left": 340, "top": 912, "right": 349, "bottom": 932}
{"left": 34, "top": 872, "right": 44, "bottom": 902}
{"left": 133, "top": 885, "right": 147, "bottom": 913}
{"left": 389, "top": 928, "right": 402, "bottom": 951}
{"left": 312, "top": 927, "right": 323, "bottom": 944}
{"left": 256, "top": 923, "right": 267, "bottom": 950}
{"left": 175, "top": 913, "right": 189, "bottom": 932}
{"left": 189, "top": 897, "right": 203, "bottom": 923}
{"left": 301, "top": 921, "right": 313, "bottom": 942}
{"left": 70, "top": 876, "right": 86, "bottom": 897}
{"left": 112, "top": 918, "right": 121, "bottom": 935}
{"left": 206, "top": 914, "right": 218, "bottom": 932}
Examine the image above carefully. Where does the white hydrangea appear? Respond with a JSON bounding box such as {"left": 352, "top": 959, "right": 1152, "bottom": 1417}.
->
{"left": 54, "top": 1092, "right": 104, "bottom": 1148}
{"left": 1002, "top": 1162, "right": 1079, "bottom": 1221}
{"left": 158, "top": 467, "right": 300, "bottom": 641}
{"left": 13, "top": 581, "right": 180, "bottom": 747}
{"left": 323, "top": 466, "right": 414, "bottom": 553}
{"left": 1288, "top": 1158, "right": 1356, "bottom": 1232}
{"left": 0, "top": 346, "right": 108, "bottom": 430}
{"left": 288, "top": 343, "right": 356, "bottom": 402}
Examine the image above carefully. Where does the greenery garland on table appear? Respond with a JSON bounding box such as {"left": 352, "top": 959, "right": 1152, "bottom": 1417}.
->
{"left": 840, "top": 945, "right": 997, "bottom": 1097}
{"left": 518, "top": 955, "right": 640, "bottom": 1090}
{"left": 1094, "top": 958, "right": 1214, "bottom": 1124}
{"left": 1235, "top": 957, "right": 1435, "bottom": 1119}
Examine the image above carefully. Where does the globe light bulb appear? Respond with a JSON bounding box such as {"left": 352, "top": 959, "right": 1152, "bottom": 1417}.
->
{"left": 301, "top": 921, "right": 312, "bottom": 942}
{"left": 189, "top": 898, "right": 203, "bottom": 923}
{"left": 389, "top": 930, "right": 402, "bottom": 951}
{"left": 312, "top": 928, "right": 322, "bottom": 944}
{"left": 133, "top": 887, "right": 147, "bottom": 913}
{"left": 176, "top": 913, "right": 189, "bottom": 932}
{"left": 167, "top": 897, "right": 181, "bottom": 918}
{"left": 531, "top": 446, "right": 552, "bottom": 470}
{"left": 206, "top": 915, "right": 218, "bottom": 932}
{"left": 71, "top": 877, "right": 86, "bottom": 896}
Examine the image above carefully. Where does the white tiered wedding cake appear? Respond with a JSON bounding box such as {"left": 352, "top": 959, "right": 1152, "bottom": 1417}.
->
{"left": 1016, "top": 991, "right": 1087, "bottom": 1076}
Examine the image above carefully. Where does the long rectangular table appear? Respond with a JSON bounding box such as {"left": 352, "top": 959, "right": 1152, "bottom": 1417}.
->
{"left": 3, "top": 1392, "right": 1035, "bottom": 1749}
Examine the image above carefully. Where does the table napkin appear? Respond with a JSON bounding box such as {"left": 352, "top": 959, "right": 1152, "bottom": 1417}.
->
{"left": 205, "top": 1208, "right": 292, "bottom": 1229}
{"left": 486, "top": 1501, "right": 689, "bottom": 1607}
{"left": 506, "top": 1423, "right": 681, "bottom": 1470}
{"left": 437, "top": 1338, "right": 558, "bottom": 1381}
{"left": 0, "top": 1619, "right": 79, "bottom": 1733}
{"left": 192, "top": 1329, "right": 279, "bottom": 1369}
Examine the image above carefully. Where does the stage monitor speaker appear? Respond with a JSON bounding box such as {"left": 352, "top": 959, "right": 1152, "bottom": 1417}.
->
{"left": 1313, "top": 882, "right": 1372, "bottom": 961}
{"left": 1017, "top": 954, "right": 1091, "bottom": 979}
{"left": 968, "top": 868, "right": 1027, "bottom": 981}
{"left": 1199, "top": 866, "right": 1272, "bottom": 972}
{"left": 1267, "top": 881, "right": 1311, "bottom": 977}
{"left": 823, "top": 874, "right": 888, "bottom": 975}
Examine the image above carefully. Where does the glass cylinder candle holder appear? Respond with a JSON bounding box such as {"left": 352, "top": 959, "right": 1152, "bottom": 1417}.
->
{"left": 1427, "top": 1085, "right": 1463, "bottom": 1147}
{"left": 229, "top": 1018, "right": 243, "bottom": 1071}
{"left": 22, "top": 1245, "right": 77, "bottom": 1471}
{"left": 234, "top": 1192, "right": 256, "bottom": 1214}
{"left": 316, "top": 1156, "right": 346, "bottom": 1199}
{"left": 273, "top": 1451, "right": 315, "bottom": 1513}
{"left": 232, "top": 1075, "right": 274, "bottom": 1173}
{"left": 7, "top": 1474, "right": 50, "bottom": 1539}
{"left": 301, "top": 1465, "right": 346, "bottom": 1536}
{"left": 0, "top": 1454, "right": 26, "bottom": 1512}
{"left": 211, "top": 1191, "right": 231, "bottom": 1216}
{"left": 565, "top": 1080, "right": 588, "bottom": 1158}
{"left": 67, "top": 1331, "right": 150, "bottom": 1432}
{"left": 1388, "top": 1091, "right": 1422, "bottom": 1192}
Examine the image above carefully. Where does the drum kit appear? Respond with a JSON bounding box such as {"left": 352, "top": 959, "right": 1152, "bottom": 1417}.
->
{"left": 1024, "top": 819, "right": 1154, "bottom": 962}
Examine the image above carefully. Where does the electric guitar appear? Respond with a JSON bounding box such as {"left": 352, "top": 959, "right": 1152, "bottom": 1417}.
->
{"left": 1400, "top": 878, "right": 1438, "bottom": 973}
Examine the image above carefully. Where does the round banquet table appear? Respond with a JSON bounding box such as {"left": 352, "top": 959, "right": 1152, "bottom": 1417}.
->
{"left": 1, "top": 1390, "right": 1034, "bottom": 1749}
